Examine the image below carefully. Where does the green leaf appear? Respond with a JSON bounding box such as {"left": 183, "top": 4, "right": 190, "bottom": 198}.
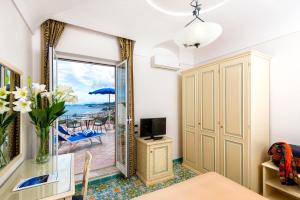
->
{"left": 29, "top": 100, "right": 67, "bottom": 128}
{"left": 28, "top": 112, "right": 38, "bottom": 126}
{"left": 29, "top": 109, "right": 48, "bottom": 127}
{"left": 0, "top": 112, "right": 7, "bottom": 123}
{"left": 48, "top": 102, "right": 65, "bottom": 121}
{"left": 27, "top": 76, "right": 31, "bottom": 88}
{"left": 2, "top": 112, "right": 17, "bottom": 129}
{"left": 0, "top": 129, "right": 6, "bottom": 146}
{"left": 36, "top": 93, "right": 42, "bottom": 109}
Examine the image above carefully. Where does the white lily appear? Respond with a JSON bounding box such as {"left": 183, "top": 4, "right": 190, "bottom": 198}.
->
{"left": 41, "top": 91, "right": 51, "bottom": 98}
{"left": 0, "top": 86, "right": 10, "bottom": 99}
{"left": 13, "top": 87, "right": 28, "bottom": 100}
{"left": 65, "top": 94, "right": 78, "bottom": 103}
{"left": 41, "top": 92, "right": 53, "bottom": 104}
{"left": 32, "top": 83, "right": 46, "bottom": 95}
{"left": 13, "top": 99, "right": 32, "bottom": 113}
{"left": 0, "top": 99, "right": 10, "bottom": 114}
{"left": 56, "top": 85, "right": 74, "bottom": 97}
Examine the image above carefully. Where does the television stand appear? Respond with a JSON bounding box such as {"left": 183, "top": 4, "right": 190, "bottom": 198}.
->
{"left": 136, "top": 136, "right": 174, "bottom": 186}
{"left": 144, "top": 136, "right": 164, "bottom": 140}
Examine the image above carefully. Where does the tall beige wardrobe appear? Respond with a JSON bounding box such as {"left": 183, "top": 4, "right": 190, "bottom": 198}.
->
{"left": 182, "top": 51, "right": 270, "bottom": 193}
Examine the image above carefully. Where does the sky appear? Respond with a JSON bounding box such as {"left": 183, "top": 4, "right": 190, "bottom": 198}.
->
{"left": 57, "top": 60, "right": 115, "bottom": 104}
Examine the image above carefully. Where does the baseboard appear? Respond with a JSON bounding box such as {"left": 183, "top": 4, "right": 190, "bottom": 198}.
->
{"left": 182, "top": 163, "right": 202, "bottom": 175}
{"left": 173, "top": 157, "right": 183, "bottom": 164}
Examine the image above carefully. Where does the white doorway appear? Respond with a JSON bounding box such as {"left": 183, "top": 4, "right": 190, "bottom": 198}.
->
{"left": 56, "top": 58, "right": 117, "bottom": 177}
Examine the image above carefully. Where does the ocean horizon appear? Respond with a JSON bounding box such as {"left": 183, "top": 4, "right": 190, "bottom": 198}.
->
{"left": 63, "top": 103, "right": 115, "bottom": 116}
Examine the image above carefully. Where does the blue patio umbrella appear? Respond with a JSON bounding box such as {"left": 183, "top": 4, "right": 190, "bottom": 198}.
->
{"left": 89, "top": 88, "right": 115, "bottom": 109}
{"left": 89, "top": 88, "right": 115, "bottom": 122}
{"left": 88, "top": 88, "right": 115, "bottom": 95}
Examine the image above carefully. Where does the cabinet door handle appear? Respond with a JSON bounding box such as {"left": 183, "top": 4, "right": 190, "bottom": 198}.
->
{"left": 150, "top": 151, "right": 153, "bottom": 153}
{"left": 220, "top": 125, "right": 224, "bottom": 128}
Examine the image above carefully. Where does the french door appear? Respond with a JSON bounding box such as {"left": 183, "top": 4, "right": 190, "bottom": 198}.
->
{"left": 49, "top": 47, "right": 59, "bottom": 158}
{"left": 115, "top": 60, "right": 130, "bottom": 177}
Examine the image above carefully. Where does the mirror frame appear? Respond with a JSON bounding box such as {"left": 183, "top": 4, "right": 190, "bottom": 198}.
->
{"left": 0, "top": 58, "right": 24, "bottom": 187}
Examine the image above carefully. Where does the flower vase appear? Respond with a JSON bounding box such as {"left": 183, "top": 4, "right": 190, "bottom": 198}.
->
{"left": 36, "top": 127, "right": 50, "bottom": 164}
{"left": 0, "top": 129, "right": 8, "bottom": 169}
{"left": 0, "top": 145, "right": 7, "bottom": 169}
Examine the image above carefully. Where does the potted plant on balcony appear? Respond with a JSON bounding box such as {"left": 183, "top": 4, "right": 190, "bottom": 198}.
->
{"left": 24, "top": 80, "right": 77, "bottom": 164}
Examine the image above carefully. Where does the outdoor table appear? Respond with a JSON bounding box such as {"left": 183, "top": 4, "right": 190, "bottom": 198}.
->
{"left": 81, "top": 117, "right": 94, "bottom": 129}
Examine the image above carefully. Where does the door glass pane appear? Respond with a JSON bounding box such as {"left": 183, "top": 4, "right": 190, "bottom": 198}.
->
{"left": 51, "top": 47, "right": 58, "bottom": 158}
{"left": 116, "top": 60, "right": 127, "bottom": 174}
{"left": 48, "top": 47, "right": 58, "bottom": 174}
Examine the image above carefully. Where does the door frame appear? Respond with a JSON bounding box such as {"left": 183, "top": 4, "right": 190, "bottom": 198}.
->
{"left": 115, "top": 59, "right": 129, "bottom": 177}
{"left": 49, "top": 47, "right": 57, "bottom": 157}
{"left": 53, "top": 54, "right": 119, "bottom": 172}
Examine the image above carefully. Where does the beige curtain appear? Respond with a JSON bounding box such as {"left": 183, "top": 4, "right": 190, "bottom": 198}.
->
{"left": 40, "top": 19, "right": 65, "bottom": 90}
{"left": 119, "top": 38, "right": 135, "bottom": 176}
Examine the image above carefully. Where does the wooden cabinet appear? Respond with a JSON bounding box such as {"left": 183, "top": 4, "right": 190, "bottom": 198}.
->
{"left": 182, "top": 73, "right": 198, "bottom": 168}
{"left": 136, "top": 137, "right": 174, "bottom": 186}
{"left": 182, "top": 72, "right": 198, "bottom": 169}
{"left": 182, "top": 51, "right": 270, "bottom": 193}
{"left": 198, "top": 64, "right": 219, "bottom": 173}
{"left": 219, "top": 56, "right": 249, "bottom": 186}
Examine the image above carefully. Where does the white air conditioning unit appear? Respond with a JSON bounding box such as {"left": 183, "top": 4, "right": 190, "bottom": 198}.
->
{"left": 151, "top": 54, "right": 181, "bottom": 71}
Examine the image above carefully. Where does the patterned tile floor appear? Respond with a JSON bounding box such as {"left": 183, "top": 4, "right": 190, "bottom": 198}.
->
{"left": 75, "top": 162, "right": 197, "bottom": 200}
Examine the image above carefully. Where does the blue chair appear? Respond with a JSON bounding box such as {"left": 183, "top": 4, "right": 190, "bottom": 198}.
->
{"left": 58, "top": 126, "right": 105, "bottom": 151}
{"left": 58, "top": 126, "right": 72, "bottom": 148}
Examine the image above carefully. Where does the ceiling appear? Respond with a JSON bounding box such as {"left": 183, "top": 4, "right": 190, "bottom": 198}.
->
{"left": 14, "top": 0, "right": 300, "bottom": 57}
{"left": 144, "top": 0, "right": 229, "bottom": 15}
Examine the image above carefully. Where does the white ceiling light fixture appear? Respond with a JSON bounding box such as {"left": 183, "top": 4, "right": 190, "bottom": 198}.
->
{"left": 174, "top": 0, "right": 222, "bottom": 48}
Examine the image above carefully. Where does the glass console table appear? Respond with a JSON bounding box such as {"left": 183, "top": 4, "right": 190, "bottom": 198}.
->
{"left": 0, "top": 154, "right": 74, "bottom": 200}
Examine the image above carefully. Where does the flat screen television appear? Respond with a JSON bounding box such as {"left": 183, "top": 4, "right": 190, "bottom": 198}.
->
{"left": 140, "top": 117, "right": 166, "bottom": 140}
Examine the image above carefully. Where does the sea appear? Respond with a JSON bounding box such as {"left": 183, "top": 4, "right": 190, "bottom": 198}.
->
{"left": 63, "top": 103, "right": 115, "bottom": 117}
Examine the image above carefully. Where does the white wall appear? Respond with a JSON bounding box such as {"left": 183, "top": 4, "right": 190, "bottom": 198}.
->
{"left": 0, "top": 0, "right": 33, "bottom": 184}
{"left": 44, "top": 25, "right": 185, "bottom": 159}
{"left": 193, "top": 31, "right": 300, "bottom": 145}
{"left": 0, "top": 0, "right": 33, "bottom": 158}
{"left": 32, "top": 29, "right": 41, "bottom": 83}
{"left": 134, "top": 55, "right": 182, "bottom": 159}
{"left": 56, "top": 25, "right": 121, "bottom": 63}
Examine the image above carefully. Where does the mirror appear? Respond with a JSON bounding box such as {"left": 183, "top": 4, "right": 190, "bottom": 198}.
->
{"left": 0, "top": 63, "right": 21, "bottom": 170}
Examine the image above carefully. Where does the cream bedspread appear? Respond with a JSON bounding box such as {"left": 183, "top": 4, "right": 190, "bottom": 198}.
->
{"left": 134, "top": 172, "right": 267, "bottom": 200}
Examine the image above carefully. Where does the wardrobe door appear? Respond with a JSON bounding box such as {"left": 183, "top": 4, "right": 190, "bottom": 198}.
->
{"left": 198, "top": 65, "right": 219, "bottom": 173}
{"left": 220, "top": 56, "right": 250, "bottom": 186}
{"left": 182, "top": 72, "right": 198, "bottom": 169}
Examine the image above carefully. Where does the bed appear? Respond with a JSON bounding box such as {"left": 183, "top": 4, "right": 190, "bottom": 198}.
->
{"left": 134, "top": 172, "right": 267, "bottom": 200}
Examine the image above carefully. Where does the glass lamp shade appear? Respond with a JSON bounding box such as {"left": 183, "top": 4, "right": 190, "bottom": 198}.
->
{"left": 174, "top": 22, "right": 222, "bottom": 48}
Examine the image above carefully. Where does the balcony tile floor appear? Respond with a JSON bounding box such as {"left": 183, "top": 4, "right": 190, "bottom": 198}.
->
{"left": 58, "top": 126, "right": 116, "bottom": 175}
